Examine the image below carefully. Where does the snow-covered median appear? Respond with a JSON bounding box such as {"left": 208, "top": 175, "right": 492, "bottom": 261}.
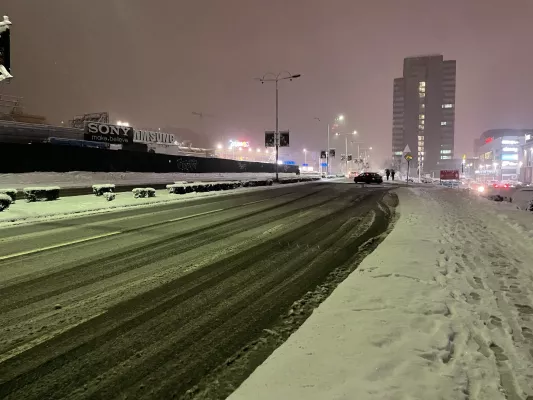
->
{"left": 0, "top": 171, "right": 302, "bottom": 189}
{"left": 229, "top": 186, "right": 533, "bottom": 400}
{"left": 0, "top": 181, "right": 312, "bottom": 227}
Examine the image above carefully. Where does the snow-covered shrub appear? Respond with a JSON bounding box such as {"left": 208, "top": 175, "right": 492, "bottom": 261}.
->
{"left": 0, "top": 188, "right": 17, "bottom": 202}
{"left": 104, "top": 192, "right": 116, "bottom": 201}
{"left": 0, "top": 193, "right": 12, "bottom": 211}
{"left": 132, "top": 188, "right": 144, "bottom": 198}
{"left": 23, "top": 186, "right": 60, "bottom": 202}
{"left": 167, "top": 184, "right": 187, "bottom": 195}
{"left": 92, "top": 184, "right": 115, "bottom": 196}
{"left": 132, "top": 188, "right": 156, "bottom": 198}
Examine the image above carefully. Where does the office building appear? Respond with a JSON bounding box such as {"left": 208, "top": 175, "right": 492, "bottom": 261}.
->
{"left": 392, "top": 55, "right": 456, "bottom": 174}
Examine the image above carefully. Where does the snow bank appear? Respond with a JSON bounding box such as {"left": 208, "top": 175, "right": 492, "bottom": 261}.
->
{"left": 0, "top": 171, "right": 305, "bottom": 189}
{"left": 230, "top": 187, "right": 533, "bottom": 400}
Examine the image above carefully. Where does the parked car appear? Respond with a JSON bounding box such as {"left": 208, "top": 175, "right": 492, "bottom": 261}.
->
{"left": 354, "top": 172, "right": 383, "bottom": 184}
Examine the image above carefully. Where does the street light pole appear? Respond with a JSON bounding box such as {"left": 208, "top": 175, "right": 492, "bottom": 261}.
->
{"left": 327, "top": 123, "right": 330, "bottom": 175}
{"left": 335, "top": 130, "right": 357, "bottom": 175}
{"left": 275, "top": 79, "right": 279, "bottom": 174}
{"left": 345, "top": 135, "right": 348, "bottom": 175}
{"left": 256, "top": 71, "right": 301, "bottom": 182}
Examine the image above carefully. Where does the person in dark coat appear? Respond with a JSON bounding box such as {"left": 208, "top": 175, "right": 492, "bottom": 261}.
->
{"left": 385, "top": 169, "right": 390, "bottom": 180}
{"left": 391, "top": 169, "right": 396, "bottom": 180}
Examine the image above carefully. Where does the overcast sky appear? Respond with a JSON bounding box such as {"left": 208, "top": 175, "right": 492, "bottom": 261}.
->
{"left": 4, "top": 0, "right": 533, "bottom": 162}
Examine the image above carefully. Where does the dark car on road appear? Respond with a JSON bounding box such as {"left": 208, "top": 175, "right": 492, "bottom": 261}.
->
{"left": 354, "top": 172, "right": 383, "bottom": 184}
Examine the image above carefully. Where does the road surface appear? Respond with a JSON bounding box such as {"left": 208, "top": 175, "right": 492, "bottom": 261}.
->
{"left": 0, "top": 181, "right": 397, "bottom": 400}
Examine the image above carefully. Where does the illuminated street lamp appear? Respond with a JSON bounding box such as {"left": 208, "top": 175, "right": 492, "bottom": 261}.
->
{"left": 314, "top": 114, "right": 345, "bottom": 175}
{"left": 335, "top": 130, "right": 357, "bottom": 175}
{"left": 116, "top": 120, "right": 130, "bottom": 127}
{"left": 217, "top": 144, "right": 222, "bottom": 149}
{"left": 255, "top": 71, "right": 301, "bottom": 181}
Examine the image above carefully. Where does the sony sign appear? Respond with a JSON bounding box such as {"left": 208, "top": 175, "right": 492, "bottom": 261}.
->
{"left": 134, "top": 130, "right": 176, "bottom": 144}
{"left": 84, "top": 122, "right": 133, "bottom": 144}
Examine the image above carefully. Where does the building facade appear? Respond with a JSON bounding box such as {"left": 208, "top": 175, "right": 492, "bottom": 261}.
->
{"left": 474, "top": 129, "right": 530, "bottom": 182}
{"left": 521, "top": 132, "right": 533, "bottom": 184}
{"left": 392, "top": 55, "right": 456, "bottom": 174}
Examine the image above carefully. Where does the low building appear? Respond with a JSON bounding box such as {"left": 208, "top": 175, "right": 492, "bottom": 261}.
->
{"left": 474, "top": 129, "right": 530, "bottom": 182}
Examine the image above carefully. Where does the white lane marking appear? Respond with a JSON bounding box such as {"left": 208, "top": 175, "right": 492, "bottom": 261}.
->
{"left": 0, "top": 196, "right": 280, "bottom": 261}
{"left": 0, "top": 231, "right": 121, "bottom": 261}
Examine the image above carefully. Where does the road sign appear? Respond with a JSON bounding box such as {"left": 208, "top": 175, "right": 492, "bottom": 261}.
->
{"left": 403, "top": 144, "right": 411, "bottom": 154}
{"left": 320, "top": 162, "right": 327, "bottom": 167}
{"left": 302, "top": 163, "right": 308, "bottom": 167}
{"left": 265, "top": 131, "right": 275, "bottom": 147}
{"left": 440, "top": 170, "right": 460, "bottom": 180}
{"left": 404, "top": 154, "right": 413, "bottom": 161}
{"left": 279, "top": 131, "right": 290, "bottom": 147}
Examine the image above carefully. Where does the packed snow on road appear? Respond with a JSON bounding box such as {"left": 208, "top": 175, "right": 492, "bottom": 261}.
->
{"left": 230, "top": 186, "right": 533, "bottom": 400}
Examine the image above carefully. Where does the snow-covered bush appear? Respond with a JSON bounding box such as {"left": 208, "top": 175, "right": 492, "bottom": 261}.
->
{"left": 132, "top": 188, "right": 156, "bottom": 198}
{"left": 0, "top": 188, "right": 17, "bottom": 202}
{"left": 23, "top": 186, "right": 60, "bottom": 202}
{"left": 92, "top": 184, "right": 115, "bottom": 196}
{"left": 167, "top": 184, "right": 187, "bottom": 194}
{"left": 104, "top": 192, "right": 116, "bottom": 201}
{"left": 0, "top": 193, "right": 12, "bottom": 211}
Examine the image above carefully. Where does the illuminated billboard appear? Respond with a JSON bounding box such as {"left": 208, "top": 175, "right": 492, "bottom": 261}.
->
{"left": 501, "top": 153, "right": 518, "bottom": 161}
{"left": 229, "top": 140, "right": 250, "bottom": 149}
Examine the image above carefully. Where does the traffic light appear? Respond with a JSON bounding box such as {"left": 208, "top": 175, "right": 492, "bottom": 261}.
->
{"left": 320, "top": 150, "right": 327, "bottom": 159}
{"left": 329, "top": 148, "right": 336, "bottom": 158}
{"left": 347, "top": 154, "right": 353, "bottom": 161}
{"left": 0, "top": 16, "right": 12, "bottom": 81}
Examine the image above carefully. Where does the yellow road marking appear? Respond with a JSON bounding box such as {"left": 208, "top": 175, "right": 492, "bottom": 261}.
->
{"left": 0, "top": 231, "right": 121, "bottom": 261}
{"left": 0, "top": 197, "right": 278, "bottom": 261}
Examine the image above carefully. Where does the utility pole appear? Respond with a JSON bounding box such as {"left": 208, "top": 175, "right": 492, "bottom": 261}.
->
{"left": 256, "top": 71, "right": 301, "bottom": 182}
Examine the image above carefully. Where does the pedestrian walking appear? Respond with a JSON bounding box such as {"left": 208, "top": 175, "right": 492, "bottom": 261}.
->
{"left": 391, "top": 169, "right": 395, "bottom": 181}
{"left": 385, "top": 169, "right": 390, "bottom": 180}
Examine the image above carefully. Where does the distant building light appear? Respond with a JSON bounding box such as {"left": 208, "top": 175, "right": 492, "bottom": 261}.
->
{"left": 502, "top": 139, "right": 519, "bottom": 145}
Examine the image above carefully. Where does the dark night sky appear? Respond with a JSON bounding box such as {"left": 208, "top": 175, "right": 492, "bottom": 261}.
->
{"left": 4, "top": 0, "right": 533, "bottom": 162}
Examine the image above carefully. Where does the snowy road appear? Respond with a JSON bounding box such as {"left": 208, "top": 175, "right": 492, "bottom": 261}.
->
{"left": 230, "top": 187, "right": 533, "bottom": 400}
{"left": 0, "top": 182, "right": 396, "bottom": 400}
